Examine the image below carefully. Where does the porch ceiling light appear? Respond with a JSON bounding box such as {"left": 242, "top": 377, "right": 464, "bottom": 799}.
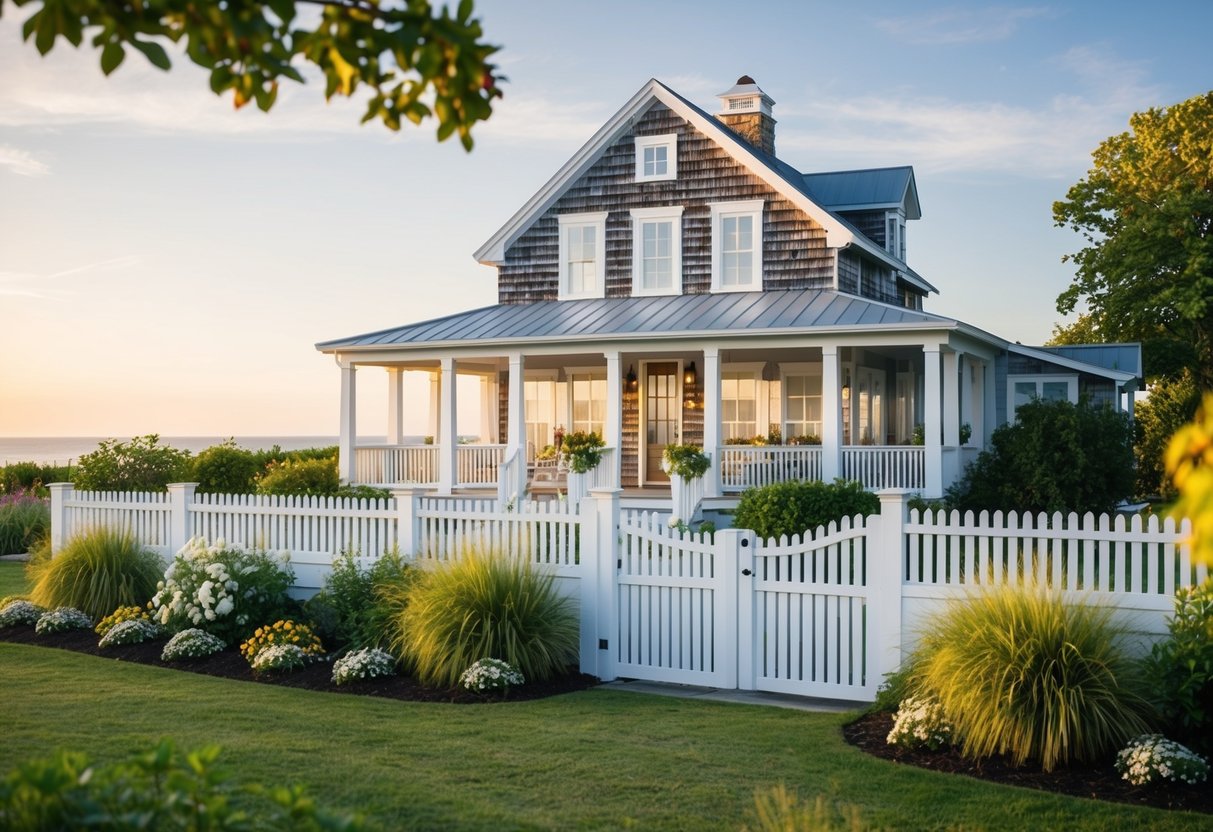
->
{"left": 842, "top": 382, "right": 851, "bottom": 401}
{"left": 684, "top": 361, "right": 697, "bottom": 386}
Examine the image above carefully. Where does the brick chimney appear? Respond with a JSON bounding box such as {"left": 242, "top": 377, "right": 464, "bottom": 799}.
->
{"left": 715, "top": 75, "right": 776, "bottom": 156}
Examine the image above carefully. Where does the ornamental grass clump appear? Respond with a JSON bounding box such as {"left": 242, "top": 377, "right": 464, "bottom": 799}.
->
{"left": 150, "top": 538, "right": 294, "bottom": 645}
{"left": 395, "top": 550, "right": 579, "bottom": 688}
{"left": 240, "top": 619, "right": 324, "bottom": 663}
{"left": 35, "top": 607, "right": 92, "bottom": 634}
{"left": 1115, "top": 735, "right": 1209, "bottom": 786}
{"left": 0, "top": 489, "right": 49, "bottom": 555}
{"left": 98, "top": 618, "right": 161, "bottom": 648}
{"left": 332, "top": 647, "right": 397, "bottom": 685}
{"left": 28, "top": 527, "right": 163, "bottom": 620}
{"left": 161, "top": 628, "right": 226, "bottom": 662}
{"left": 0, "top": 599, "right": 44, "bottom": 628}
{"left": 908, "top": 583, "right": 1152, "bottom": 772}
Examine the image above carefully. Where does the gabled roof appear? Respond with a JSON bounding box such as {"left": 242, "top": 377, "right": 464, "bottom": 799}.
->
{"left": 317, "top": 289, "right": 956, "bottom": 353}
{"left": 801, "top": 167, "right": 922, "bottom": 220}
{"left": 1009, "top": 343, "right": 1139, "bottom": 385}
{"left": 473, "top": 78, "right": 936, "bottom": 294}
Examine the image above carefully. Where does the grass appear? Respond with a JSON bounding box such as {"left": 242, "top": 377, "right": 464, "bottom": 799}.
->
{"left": 0, "top": 560, "right": 29, "bottom": 598}
{"left": 2, "top": 645, "right": 1209, "bottom": 830}
{"left": 28, "top": 527, "right": 163, "bottom": 618}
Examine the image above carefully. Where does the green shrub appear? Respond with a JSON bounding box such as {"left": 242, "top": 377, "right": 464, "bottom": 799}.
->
{"left": 733, "top": 479, "right": 878, "bottom": 541}
{"left": 0, "top": 462, "right": 71, "bottom": 497}
{"left": 907, "top": 584, "right": 1152, "bottom": 772}
{"left": 73, "top": 435, "right": 192, "bottom": 492}
{"left": 561, "top": 431, "right": 605, "bottom": 473}
{"left": 395, "top": 551, "right": 579, "bottom": 687}
{"left": 1134, "top": 372, "right": 1201, "bottom": 500}
{"left": 251, "top": 444, "right": 339, "bottom": 469}
{"left": 662, "top": 444, "right": 711, "bottom": 480}
{"left": 191, "top": 440, "right": 262, "bottom": 494}
{"left": 305, "top": 549, "right": 417, "bottom": 650}
{"left": 256, "top": 458, "right": 340, "bottom": 496}
{"left": 27, "top": 528, "right": 163, "bottom": 619}
{"left": 0, "top": 491, "right": 49, "bottom": 555}
{"left": 1144, "top": 578, "right": 1213, "bottom": 754}
{"left": 0, "top": 739, "right": 368, "bottom": 832}
{"left": 334, "top": 485, "right": 393, "bottom": 501}
{"left": 947, "top": 397, "right": 1134, "bottom": 514}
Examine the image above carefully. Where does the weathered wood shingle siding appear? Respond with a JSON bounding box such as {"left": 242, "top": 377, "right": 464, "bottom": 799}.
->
{"left": 497, "top": 103, "right": 835, "bottom": 304}
{"left": 839, "top": 210, "right": 887, "bottom": 248}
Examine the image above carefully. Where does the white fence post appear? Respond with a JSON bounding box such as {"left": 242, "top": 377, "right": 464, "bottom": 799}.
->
{"left": 392, "top": 487, "right": 425, "bottom": 559}
{"left": 717, "top": 528, "right": 751, "bottom": 690}
{"left": 871, "top": 490, "right": 908, "bottom": 685}
{"left": 48, "top": 482, "right": 74, "bottom": 555}
{"left": 588, "top": 487, "right": 620, "bottom": 682}
{"left": 166, "top": 482, "right": 198, "bottom": 555}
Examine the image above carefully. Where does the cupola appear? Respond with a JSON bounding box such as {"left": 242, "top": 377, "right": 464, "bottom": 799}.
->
{"left": 715, "top": 75, "right": 776, "bottom": 156}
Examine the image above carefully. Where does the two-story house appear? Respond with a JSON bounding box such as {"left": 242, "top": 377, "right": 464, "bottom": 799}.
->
{"left": 316, "top": 76, "right": 1140, "bottom": 505}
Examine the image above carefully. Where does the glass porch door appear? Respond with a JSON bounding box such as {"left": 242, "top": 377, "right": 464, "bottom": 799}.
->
{"left": 644, "top": 362, "right": 679, "bottom": 484}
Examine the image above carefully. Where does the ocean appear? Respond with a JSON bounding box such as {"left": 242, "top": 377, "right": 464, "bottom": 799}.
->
{"left": 0, "top": 436, "right": 360, "bottom": 466}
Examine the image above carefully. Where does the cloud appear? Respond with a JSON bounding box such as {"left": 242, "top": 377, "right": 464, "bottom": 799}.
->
{"left": 0, "top": 143, "right": 48, "bottom": 176}
{"left": 0, "top": 256, "right": 141, "bottom": 299}
{"left": 875, "top": 6, "right": 1051, "bottom": 45}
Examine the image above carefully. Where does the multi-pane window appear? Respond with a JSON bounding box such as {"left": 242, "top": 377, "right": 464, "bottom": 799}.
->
{"left": 783, "top": 374, "right": 822, "bottom": 439}
{"left": 524, "top": 379, "right": 555, "bottom": 461}
{"left": 569, "top": 374, "right": 606, "bottom": 436}
{"left": 630, "top": 207, "right": 682, "bottom": 296}
{"left": 643, "top": 145, "right": 667, "bottom": 178}
{"left": 1009, "top": 376, "right": 1077, "bottom": 420}
{"left": 634, "top": 134, "right": 677, "bottom": 182}
{"left": 710, "top": 200, "right": 763, "bottom": 292}
{"left": 721, "top": 374, "right": 759, "bottom": 441}
{"left": 557, "top": 212, "right": 607, "bottom": 299}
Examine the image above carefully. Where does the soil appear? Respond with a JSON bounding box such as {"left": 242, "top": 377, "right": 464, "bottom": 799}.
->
{"left": 0, "top": 625, "right": 599, "bottom": 705}
{"left": 843, "top": 711, "right": 1213, "bottom": 815}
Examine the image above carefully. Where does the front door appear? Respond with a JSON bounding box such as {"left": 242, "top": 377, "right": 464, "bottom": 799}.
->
{"left": 644, "top": 362, "right": 679, "bottom": 484}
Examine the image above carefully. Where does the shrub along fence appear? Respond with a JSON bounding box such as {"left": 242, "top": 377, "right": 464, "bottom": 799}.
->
{"left": 46, "top": 483, "right": 1203, "bottom": 702}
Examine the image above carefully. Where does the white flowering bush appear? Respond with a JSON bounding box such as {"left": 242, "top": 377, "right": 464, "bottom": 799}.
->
{"left": 161, "top": 628, "right": 226, "bottom": 662}
{"left": 251, "top": 643, "right": 308, "bottom": 674}
{"left": 150, "top": 537, "right": 294, "bottom": 645}
{"left": 35, "top": 607, "right": 93, "bottom": 635}
{"left": 460, "top": 658, "right": 525, "bottom": 693}
{"left": 98, "top": 618, "right": 162, "bottom": 648}
{"left": 1115, "top": 734, "right": 1209, "bottom": 786}
{"left": 887, "top": 695, "right": 954, "bottom": 751}
{"left": 0, "top": 599, "right": 44, "bottom": 628}
{"left": 332, "top": 647, "right": 397, "bottom": 686}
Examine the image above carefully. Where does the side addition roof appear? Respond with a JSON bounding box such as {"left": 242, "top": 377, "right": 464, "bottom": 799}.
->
{"left": 801, "top": 167, "right": 922, "bottom": 219}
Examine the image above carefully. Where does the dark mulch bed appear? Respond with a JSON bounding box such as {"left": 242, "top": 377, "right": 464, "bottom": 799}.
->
{"left": 844, "top": 711, "right": 1213, "bottom": 815}
{"left": 0, "top": 626, "right": 599, "bottom": 704}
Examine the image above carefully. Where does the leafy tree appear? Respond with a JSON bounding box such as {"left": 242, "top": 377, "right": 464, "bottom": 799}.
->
{"left": 948, "top": 398, "right": 1134, "bottom": 514}
{"left": 1133, "top": 372, "right": 1201, "bottom": 499}
{"left": 1168, "top": 393, "right": 1213, "bottom": 566}
{"left": 4, "top": 0, "right": 502, "bottom": 148}
{"left": 1053, "top": 90, "right": 1213, "bottom": 386}
{"left": 73, "top": 435, "right": 192, "bottom": 492}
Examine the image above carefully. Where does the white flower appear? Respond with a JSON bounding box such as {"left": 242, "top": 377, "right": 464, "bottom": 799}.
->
{"left": 214, "top": 597, "right": 234, "bottom": 617}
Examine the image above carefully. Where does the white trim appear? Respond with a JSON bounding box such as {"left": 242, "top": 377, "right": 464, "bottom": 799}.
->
{"left": 634, "top": 133, "right": 678, "bottom": 182}
{"left": 630, "top": 206, "right": 684, "bottom": 297}
{"left": 556, "top": 212, "right": 609, "bottom": 300}
{"left": 710, "top": 199, "right": 764, "bottom": 293}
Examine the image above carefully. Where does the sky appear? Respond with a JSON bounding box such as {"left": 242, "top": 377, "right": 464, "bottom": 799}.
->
{"left": 1, "top": 0, "right": 1211, "bottom": 439}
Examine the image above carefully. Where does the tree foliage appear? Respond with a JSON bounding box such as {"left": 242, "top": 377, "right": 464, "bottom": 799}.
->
{"left": 4, "top": 0, "right": 502, "bottom": 148}
{"left": 73, "top": 435, "right": 192, "bottom": 492}
{"left": 1133, "top": 372, "right": 1201, "bottom": 500}
{"left": 1053, "top": 91, "right": 1213, "bottom": 386}
{"left": 948, "top": 398, "right": 1135, "bottom": 514}
{"left": 1168, "top": 393, "right": 1213, "bottom": 566}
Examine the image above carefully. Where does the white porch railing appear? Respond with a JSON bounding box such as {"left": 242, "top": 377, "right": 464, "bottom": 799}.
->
{"left": 586, "top": 448, "right": 616, "bottom": 491}
{"left": 457, "top": 444, "right": 506, "bottom": 487}
{"left": 842, "top": 446, "right": 925, "bottom": 490}
{"left": 718, "top": 446, "right": 823, "bottom": 491}
{"left": 670, "top": 473, "right": 705, "bottom": 524}
{"left": 354, "top": 445, "right": 438, "bottom": 486}
{"left": 496, "top": 448, "right": 525, "bottom": 506}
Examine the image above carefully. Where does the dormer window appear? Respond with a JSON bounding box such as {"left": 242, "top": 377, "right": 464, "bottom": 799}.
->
{"left": 634, "top": 134, "right": 677, "bottom": 182}
{"left": 710, "top": 200, "right": 764, "bottom": 292}
{"left": 885, "top": 211, "right": 906, "bottom": 261}
{"left": 557, "top": 212, "right": 608, "bottom": 300}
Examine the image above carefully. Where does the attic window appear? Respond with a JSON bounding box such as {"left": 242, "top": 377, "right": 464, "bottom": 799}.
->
{"left": 634, "top": 134, "right": 677, "bottom": 183}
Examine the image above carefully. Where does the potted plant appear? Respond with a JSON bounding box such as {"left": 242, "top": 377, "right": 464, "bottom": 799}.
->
{"left": 561, "top": 431, "right": 605, "bottom": 507}
{"left": 662, "top": 444, "right": 711, "bottom": 481}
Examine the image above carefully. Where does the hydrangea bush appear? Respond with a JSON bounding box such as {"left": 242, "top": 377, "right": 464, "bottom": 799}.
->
{"left": 332, "top": 647, "right": 397, "bottom": 685}
{"left": 95, "top": 605, "right": 150, "bottom": 636}
{"left": 251, "top": 643, "right": 308, "bottom": 673}
{"left": 161, "top": 628, "right": 226, "bottom": 662}
{"left": 150, "top": 537, "right": 294, "bottom": 645}
{"left": 887, "top": 695, "right": 954, "bottom": 751}
{"left": 460, "top": 658, "right": 525, "bottom": 693}
{"left": 239, "top": 619, "right": 323, "bottom": 662}
{"left": 35, "top": 607, "right": 93, "bottom": 635}
{"left": 1115, "top": 735, "right": 1209, "bottom": 786}
{"left": 98, "top": 618, "right": 162, "bottom": 648}
{"left": 0, "top": 599, "right": 43, "bottom": 628}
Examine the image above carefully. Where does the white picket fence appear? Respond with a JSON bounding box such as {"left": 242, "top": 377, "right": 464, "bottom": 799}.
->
{"left": 47, "top": 482, "right": 1200, "bottom": 702}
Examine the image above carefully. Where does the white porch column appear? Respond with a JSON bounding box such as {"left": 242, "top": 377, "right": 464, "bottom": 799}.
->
{"left": 970, "top": 359, "right": 987, "bottom": 446}
{"left": 338, "top": 362, "right": 357, "bottom": 483}
{"left": 958, "top": 355, "right": 972, "bottom": 445}
{"left": 427, "top": 372, "right": 440, "bottom": 441}
{"left": 983, "top": 360, "right": 997, "bottom": 445}
{"left": 702, "top": 346, "right": 722, "bottom": 498}
{"left": 821, "top": 345, "right": 843, "bottom": 482}
{"left": 386, "top": 368, "right": 404, "bottom": 445}
{"left": 437, "top": 357, "right": 458, "bottom": 495}
{"left": 942, "top": 350, "right": 960, "bottom": 447}
{"left": 506, "top": 352, "right": 528, "bottom": 498}
{"left": 604, "top": 351, "right": 623, "bottom": 488}
{"left": 923, "top": 346, "right": 943, "bottom": 497}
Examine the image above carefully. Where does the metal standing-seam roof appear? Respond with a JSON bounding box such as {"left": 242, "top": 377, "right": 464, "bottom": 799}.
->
{"left": 801, "top": 167, "right": 921, "bottom": 219}
{"left": 316, "top": 289, "right": 958, "bottom": 352}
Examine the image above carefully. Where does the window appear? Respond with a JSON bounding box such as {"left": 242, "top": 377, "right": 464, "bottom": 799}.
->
{"left": 1008, "top": 375, "right": 1077, "bottom": 420}
{"left": 710, "top": 200, "right": 763, "bottom": 292}
{"left": 525, "top": 377, "right": 557, "bottom": 462}
{"left": 630, "top": 206, "right": 683, "bottom": 296}
{"left": 783, "top": 373, "right": 822, "bottom": 439}
{"left": 885, "top": 211, "right": 906, "bottom": 261}
{"left": 569, "top": 373, "right": 606, "bottom": 436}
{"left": 557, "top": 212, "right": 608, "bottom": 300}
{"left": 634, "top": 134, "right": 677, "bottom": 182}
{"left": 721, "top": 372, "right": 760, "bottom": 441}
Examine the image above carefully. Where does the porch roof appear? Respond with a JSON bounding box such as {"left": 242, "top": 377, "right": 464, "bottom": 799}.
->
{"left": 316, "top": 289, "right": 958, "bottom": 352}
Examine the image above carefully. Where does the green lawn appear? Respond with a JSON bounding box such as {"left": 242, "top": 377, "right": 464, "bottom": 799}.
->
{"left": 3, "top": 644, "right": 1208, "bottom": 831}
{"left": 0, "top": 560, "right": 28, "bottom": 598}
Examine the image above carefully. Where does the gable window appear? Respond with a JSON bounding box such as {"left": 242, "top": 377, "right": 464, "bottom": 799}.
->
{"left": 634, "top": 134, "right": 678, "bottom": 182}
{"left": 630, "top": 206, "right": 683, "bottom": 296}
{"left": 710, "top": 200, "right": 764, "bottom": 292}
{"left": 1008, "top": 375, "right": 1077, "bottom": 420}
{"left": 557, "top": 212, "right": 608, "bottom": 300}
